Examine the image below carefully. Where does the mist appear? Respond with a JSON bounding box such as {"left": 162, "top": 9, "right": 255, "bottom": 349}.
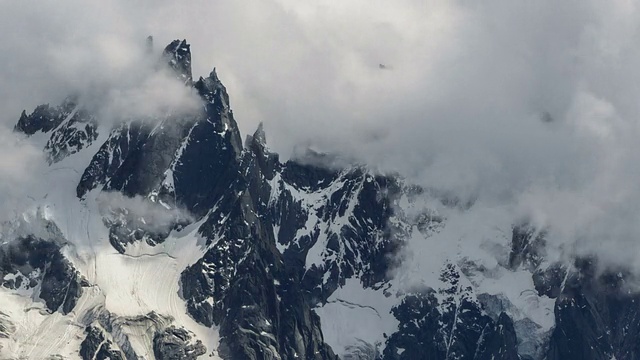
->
{"left": 97, "top": 192, "right": 194, "bottom": 235}
{"left": 2, "top": 0, "right": 640, "bottom": 274}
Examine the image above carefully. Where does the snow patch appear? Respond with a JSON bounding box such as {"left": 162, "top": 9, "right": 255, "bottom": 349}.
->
{"left": 315, "top": 278, "right": 399, "bottom": 357}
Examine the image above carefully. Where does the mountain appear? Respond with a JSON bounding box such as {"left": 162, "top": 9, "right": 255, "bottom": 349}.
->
{"left": 1, "top": 39, "right": 639, "bottom": 360}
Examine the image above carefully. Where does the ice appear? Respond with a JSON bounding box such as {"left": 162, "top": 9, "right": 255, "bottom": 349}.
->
{"left": 315, "top": 278, "right": 400, "bottom": 357}
{"left": 0, "top": 285, "right": 105, "bottom": 359}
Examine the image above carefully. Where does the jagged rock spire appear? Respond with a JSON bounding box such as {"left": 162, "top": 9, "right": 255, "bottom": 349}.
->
{"left": 146, "top": 35, "right": 153, "bottom": 54}
{"left": 245, "top": 122, "right": 279, "bottom": 180}
{"left": 245, "top": 122, "right": 266, "bottom": 149}
{"left": 194, "top": 68, "right": 225, "bottom": 102}
{"left": 162, "top": 39, "right": 193, "bottom": 85}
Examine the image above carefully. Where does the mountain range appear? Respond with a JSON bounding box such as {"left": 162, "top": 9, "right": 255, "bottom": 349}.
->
{"left": 0, "top": 39, "right": 637, "bottom": 360}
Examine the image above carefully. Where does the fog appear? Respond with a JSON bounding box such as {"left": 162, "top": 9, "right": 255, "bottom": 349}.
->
{"left": 2, "top": 0, "right": 640, "bottom": 272}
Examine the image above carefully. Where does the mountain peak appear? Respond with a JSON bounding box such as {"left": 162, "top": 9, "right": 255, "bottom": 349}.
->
{"left": 145, "top": 35, "right": 153, "bottom": 54}
{"left": 8, "top": 39, "right": 615, "bottom": 360}
{"left": 162, "top": 39, "right": 192, "bottom": 85}
{"left": 197, "top": 68, "right": 222, "bottom": 90}
{"left": 248, "top": 122, "right": 266, "bottom": 147}
{"left": 194, "top": 68, "right": 229, "bottom": 108}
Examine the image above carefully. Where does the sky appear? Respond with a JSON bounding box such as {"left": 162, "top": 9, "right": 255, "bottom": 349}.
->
{"left": 3, "top": 0, "right": 640, "bottom": 271}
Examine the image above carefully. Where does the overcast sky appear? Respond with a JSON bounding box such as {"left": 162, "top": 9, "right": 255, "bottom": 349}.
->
{"left": 3, "top": 0, "right": 640, "bottom": 270}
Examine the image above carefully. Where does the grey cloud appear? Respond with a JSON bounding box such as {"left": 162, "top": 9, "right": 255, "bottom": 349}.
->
{"left": 3, "top": 0, "right": 640, "bottom": 272}
{"left": 0, "top": 128, "right": 42, "bottom": 220}
{"left": 0, "top": 1, "right": 201, "bottom": 128}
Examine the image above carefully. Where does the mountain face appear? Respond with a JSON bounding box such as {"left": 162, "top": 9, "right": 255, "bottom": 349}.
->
{"left": 1, "top": 39, "right": 638, "bottom": 360}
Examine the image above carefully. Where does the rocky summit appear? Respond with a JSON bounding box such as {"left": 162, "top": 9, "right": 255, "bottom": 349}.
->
{"left": 0, "top": 39, "right": 638, "bottom": 360}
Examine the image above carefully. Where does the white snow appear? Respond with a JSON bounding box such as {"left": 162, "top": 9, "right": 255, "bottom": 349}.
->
{"left": 314, "top": 278, "right": 400, "bottom": 357}
{"left": 64, "top": 216, "right": 221, "bottom": 359}
{"left": 0, "top": 125, "right": 221, "bottom": 359}
{"left": 0, "top": 285, "right": 105, "bottom": 359}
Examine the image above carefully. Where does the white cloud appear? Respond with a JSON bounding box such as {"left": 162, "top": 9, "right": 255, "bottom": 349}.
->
{"left": 3, "top": 0, "right": 640, "bottom": 272}
{"left": 97, "top": 192, "right": 193, "bottom": 234}
{"left": 0, "top": 128, "right": 42, "bottom": 219}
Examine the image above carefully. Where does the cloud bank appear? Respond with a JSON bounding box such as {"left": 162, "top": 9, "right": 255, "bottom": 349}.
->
{"left": 2, "top": 0, "right": 640, "bottom": 271}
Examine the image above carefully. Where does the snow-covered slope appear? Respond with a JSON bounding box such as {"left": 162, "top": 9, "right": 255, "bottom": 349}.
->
{"left": 1, "top": 40, "right": 225, "bottom": 360}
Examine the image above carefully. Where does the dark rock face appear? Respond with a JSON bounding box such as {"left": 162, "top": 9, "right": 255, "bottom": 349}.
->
{"left": 76, "top": 121, "right": 150, "bottom": 198}
{"left": 0, "top": 235, "right": 84, "bottom": 314}
{"left": 383, "top": 264, "right": 520, "bottom": 360}
{"left": 508, "top": 224, "right": 546, "bottom": 271}
{"left": 80, "top": 325, "right": 125, "bottom": 360}
{"left": 74, "top": 41, "right": 243, "bottom": 252}
{"left": 153, "top": 327, "right": 206, "bottom": 360}
{"left": 273, "top": 164, "right": 402, "bottom": 303}
{"left": 39, "top": 248, "right": 86, "bottom": 314}
{"left": 532, "top": 263, "right": 567, "bottom": 299}
{"left": 547, "top": 260, "right": 640, "bottom": 360}
{"left": 14, "top": 95, "right": 99, "bottom": 164}
{"left": 163, "top": 39, "right": 193, "bottom": 85}
{"left": 177, "top": 70, "right": 244, "bottom": 217}
{"left": 14, "top": 97, "right": 77, "bottom": 135}
{"left": 0, "top": 312, "right": 15, "bottom": 339}
{"left": 505, "top": 225, "right": 640, "bottom": 360}
{"left": 474, "top": 313, "right": 520, "bottom": 360}
{"left": 77, "top": 118, "right": 192, "bottom": 200}
{"left": 44, "top": 106, "right": 98, "bottom": 164}
{"left": 181, "top": 127, "right": 339, "bottom": 360}
{"left": 76, "top": 41, "right": 240, "bottom": 207}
